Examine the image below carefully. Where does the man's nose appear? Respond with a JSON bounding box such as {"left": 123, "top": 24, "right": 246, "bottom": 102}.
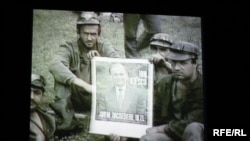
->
{"left": 173, "top": 63, "right": 181, "bottom": 70}
{"left": 31, "top": 91, "right": 34, "bottom": 99}
{"left": 87, "top": 34, "right": 92, "bottom": 40}
{"left": 156, "top": 48, "right": 160, "bottom": 54}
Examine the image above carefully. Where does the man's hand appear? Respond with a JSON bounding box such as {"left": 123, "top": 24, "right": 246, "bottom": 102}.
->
{"left": 87, "top": 50, "right": 100, "bottom": 59}
{"left": 149, "top": 54, "right": 172, "bottom": 73}
{"left": 149, "top": 54, "right": 165, "bottom": 65}
{"left": 72, "top": 78, "right": 92, "bottom": 93}
{"left": 146, "top": 124, "right": 167, "bottom": 134}
{"left": 109, "top": 134, "right": 128, "bottom": 141}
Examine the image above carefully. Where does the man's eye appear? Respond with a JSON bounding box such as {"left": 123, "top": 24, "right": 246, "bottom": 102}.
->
{"left": 150, "top": 46, "right": 157, "bottom": 50}
{"left": 180, "top": 61, "right": 189, "bottom": 65}
{"left": 33, "top": 90, "right": 42, "bottom": 95}
{"left": 168, "top": 60, "right": 175, "bottom": 64}
{"left": 159, "top": 48, "right": 167, "bottom": 51}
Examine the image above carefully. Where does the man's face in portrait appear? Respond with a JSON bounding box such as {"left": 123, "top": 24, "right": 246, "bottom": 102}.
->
{"left": 110, "top": 64, "right": 128, "bottom": 88}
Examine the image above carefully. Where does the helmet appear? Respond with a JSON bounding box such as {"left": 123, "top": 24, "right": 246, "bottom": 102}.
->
{"left": 168, "top": 41, "right": 200, "bottom": 61}
{"left": 150, "top": 33, "right": 175, "bottom": 48}
{"left": 76, "top": 12, "right": 100, "bottom": 25}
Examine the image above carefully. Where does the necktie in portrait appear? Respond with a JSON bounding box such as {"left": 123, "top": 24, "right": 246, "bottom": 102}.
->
{"left": 117, "top": 88, "right": 123, "bottom": 109}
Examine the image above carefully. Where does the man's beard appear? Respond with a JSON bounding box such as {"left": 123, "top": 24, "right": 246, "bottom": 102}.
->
{"left": 30, "top": 101, "right": 37, "bottom": 111}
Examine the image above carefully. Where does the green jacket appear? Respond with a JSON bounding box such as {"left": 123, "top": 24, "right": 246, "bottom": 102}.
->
{"left": 153, "top": 72, "right": 204, "bottom": 140}
{"left": 49, "top": 39, "right": 120, "bottom": 89}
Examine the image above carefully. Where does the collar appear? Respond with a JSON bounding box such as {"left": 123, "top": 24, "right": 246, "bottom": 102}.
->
{"left": 115, "top": 85, "right": 126, "bottom": 97}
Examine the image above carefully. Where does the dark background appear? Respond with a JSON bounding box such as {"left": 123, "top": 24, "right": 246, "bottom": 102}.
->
{"left": 3, "top": 1, "right": 249, "bottom": 140}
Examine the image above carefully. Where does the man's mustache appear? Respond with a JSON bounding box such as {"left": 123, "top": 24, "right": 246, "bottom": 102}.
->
{"left": 31, "top": 100, "right": 37, "bottom": 106}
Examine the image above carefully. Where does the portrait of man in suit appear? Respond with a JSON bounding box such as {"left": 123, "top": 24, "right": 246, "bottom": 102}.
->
{"left": 96, "top": 63, "right": 147, "bottom": 123}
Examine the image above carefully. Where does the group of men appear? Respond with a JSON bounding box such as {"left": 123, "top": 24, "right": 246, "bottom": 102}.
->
{"left": 30, "top": 11, "right": 204, "bottom": 141}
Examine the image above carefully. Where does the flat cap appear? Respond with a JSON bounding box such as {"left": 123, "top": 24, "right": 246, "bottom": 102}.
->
{"left": 31, "top": 73, "right": 46, "bottom": 91}
{"left": 150, "top": 33, "right": 175, "bottom": 48}
{"left": 168, "top": 41, "right": 200, "bottom": 61}
{"left": 77, "top": 12, "right": 100, "bottom": 25}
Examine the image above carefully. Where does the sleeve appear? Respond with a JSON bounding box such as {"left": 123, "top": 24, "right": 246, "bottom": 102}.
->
{"left": 49, "top": 44, "right": 77, "bottom": 85}
{"left": 153, "top": 81, "right": 164, "bottom": 125}
{"left": 153, "top": 77, "right": 171, "bottom": 125}
{"left": 164, "top": 88, "right": 204, "bottom": 139}
{"left": 99, "top": 42, "right": 121, "bottom": 58}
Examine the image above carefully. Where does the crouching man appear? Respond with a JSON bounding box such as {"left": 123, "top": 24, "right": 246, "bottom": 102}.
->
{"left": 140, "top": 41, "right": 204, "bottom": 141}
{"left": 30, "top": 73, "right": 56, "bottom": 141}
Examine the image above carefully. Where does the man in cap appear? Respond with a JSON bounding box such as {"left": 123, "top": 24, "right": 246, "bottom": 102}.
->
{"left": 149, "top": 33, "right": 175, "bottom": 83}
{"left": 49, "top": 11, "right": 120, "bottom": 134}
{"left": 140, "top": 41, "right": 204, "bottom": 141}
{"left": 30, "top": 73, "right": 56, "bottom": 141}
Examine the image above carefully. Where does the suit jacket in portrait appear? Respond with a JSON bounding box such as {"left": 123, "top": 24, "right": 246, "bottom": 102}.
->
{"left": 97, "top": 85, "right": 147, "bottom": 115}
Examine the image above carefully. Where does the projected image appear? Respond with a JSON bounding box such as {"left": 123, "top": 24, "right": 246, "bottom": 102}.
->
{"left": 32, "top": 10, "right": 203, "bottom": 140}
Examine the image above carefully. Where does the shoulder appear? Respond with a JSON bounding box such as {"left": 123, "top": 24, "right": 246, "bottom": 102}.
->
{"left": 38, "top": 108, "right": 54, "bottom": 118}
{"left": 97, "top": 40, "right": 112, "bottom": 48}
{"left": 156, "top": 75, "right": 174, "bottom": 86}
{"left": 193, "top": 71, "right": 203, "bottom": 89}
{"left": 59, "top": 40, "right": 78, "bottom": 51}
{"left": 127, "top": 86, "right": 145, "bottom": 94}
{"left": 37, "top": 108, "right": 56, "bottom": 130}
{"left": 97, "top": 40, "right": 120, "bottom": 57}
{"left": 36, "top": 107, "right": 55, "bottom": 121}
{"left": 60, "top": 40, "right": 74, "bottom": 47}
{"left": 56, "top": 40, "right": 81, "bottom": 56}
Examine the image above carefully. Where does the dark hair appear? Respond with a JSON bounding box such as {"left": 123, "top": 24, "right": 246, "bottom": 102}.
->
{"left": 77, "top": 24, "right": 101, "bottom": 35}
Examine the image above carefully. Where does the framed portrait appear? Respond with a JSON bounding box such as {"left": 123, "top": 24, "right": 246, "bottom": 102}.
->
{"left": 89, "top": 57, "right": 154, "bottom": 138}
